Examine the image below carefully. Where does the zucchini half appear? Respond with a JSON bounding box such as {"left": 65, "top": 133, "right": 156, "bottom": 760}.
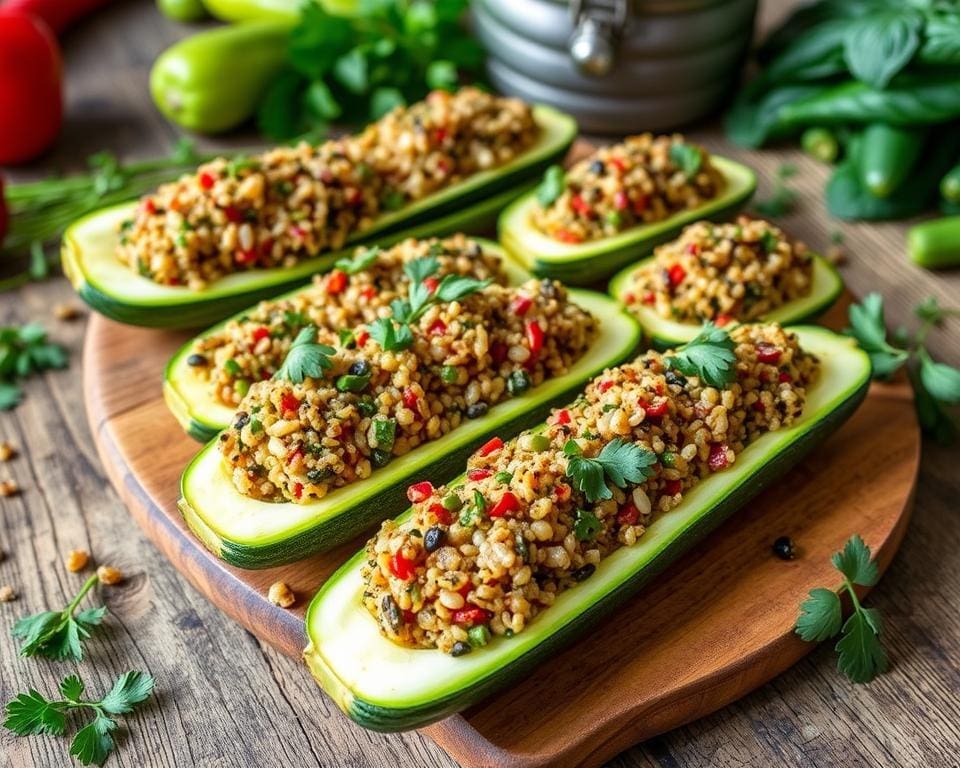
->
{"left": 303, "top": 326, "right": 870, "bottom": 732}
{"left": 164, "top": 240, "right": 533, "bottom": 443}
{"left": 498, "top": 156, "right": 757, "bottom": 285}
{"left": 178, "top": 291, "right": 642, "bottom": 568}
{"left": 608, "top": 253, "right": 844, "bottom": 347}
{"left": 61, "top": 106, "right": 577, "bottom": 330}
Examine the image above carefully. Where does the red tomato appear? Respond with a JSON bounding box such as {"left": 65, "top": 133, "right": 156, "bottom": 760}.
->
{"left": 0, "top": 12, "right": 62, "bottom": 164}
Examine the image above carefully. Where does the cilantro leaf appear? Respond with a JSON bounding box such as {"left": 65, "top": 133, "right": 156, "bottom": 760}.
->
{"left": 368, "top": 318, "right": 414, "bottom": 352}
{"left": 433, "top": 275, "right": 493, "bottom": 304}
{"left": 831, "top": 534, "right": 878, "bottom": 587}
{"left": 11, "top": 573, "right": 106, "bottom": 661}
{"left": 565, "top": 438, "right": 657, "bottom": 503}
{"left": 796, "top": 588, "right": 843, "bottom": 642}
{"left": 0, "top": 323, "right": 68, "bottom": 411}
{"left": 665, "top": 323, "right": 736, "bottom": 388}
{"left": 914, "top": 295, "right": 945, "bottom": 325}
{"left": 275, "top": 326, "right": 334, "bottom": 383}
{"left": 100, "top": 672, "right": 156, "bottom": 715}
{"left": 334, "top": 246, "right": 380, "bottom": 274}
{"left": 844, "top": 293, "right": 909, "bottom": 379}
{"left": 669, "top": 143, "right": 702, "bottom": 176}
{"left": 3, "top": 690, "right": 66, "bottom": 736}
{"left": 71, "top": 712, "right": 117, "bottom": 767}
{"left": 835, "top": 609, "right": 888, "bottom": 684}
{"left": 536, "top": 165, "right": 565, "bottom": 207}
{"left": 60, "top": 676, "right": 85, "bottom": 702}
{"left": 565, "top": 455, "right": 609, "bottom": 502}
{"left": 404, "top": 254, "right": 439, "bottom": 285}
{"left": 918, "top": 350, "right": 960, "bottom": 405}
{"left": 0, "top": 382, "right": 23, "bottom": 410}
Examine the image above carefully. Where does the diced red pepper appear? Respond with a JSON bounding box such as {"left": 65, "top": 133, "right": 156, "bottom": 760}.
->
{"left": 457, "top": 580, "right": 473, "bottom": 597}
{"left": 428, "top": 319, "right": 447, "bottom": 336}
{"left": 235, "top": 249, "right": 257, "bottom": 265}
{"left": 664, "top": 479, "right": 682, "bottom": 496}
{"left": 433, "top": 127, "right": 447, "bottom": 144}
{"left": 436, "top": 158, "right": 451, "bottom": 175}
{"left": 609, "top": 156, "right": 627, "bottom": 173}
{"left": 289, "top": 224, "right": 306, "bottom": 240}
{"left": 259, "top": 237, "right": 274, "bottom": 256}
{"left": 424, "top": 276, "right": 439, "bottom": 294}
{"left": 525, "top": 321, "right": 544, "bottom": 360}
{"left": 708, "top": 443, "right": 729, "bottom": 471}
{"left": 403, "top": 609, "right": 417, "bottom": 624}
{"left": 143, "top": 198, "right": 156, "bottom": 215}
{"left": 642, "top": 291, "right": 656, "bottom": 305}
{"left": 389, "top": 552, "right": 417, "bottom": 581}
{"left": 224, "top": 205, "right": 243, "bottom": 224}
{"left": 326, "top": 269, "right": 348, "bottom": 295}
{"left": 281, "top": 392, "right": 300, "bottom": 413}
{"left": 360, "top": 285, "right": 376, "bottom": 301}
{"left": 752, "top": 400, "right": 766, "bottom": 413}
{"left": 356, "top": 329, "right": 369, "bottom": 347}
{"left": 199, "top": 171, "right": 215, "bottom": 190}
{"left": 251, "top": 326, "right": 270, "bottom": 344}
{"left": 756, "top": 343, "right": 782, "bottom": 365}
{"left": 510, "top": 294, "right": 532, "bottom": 316}
{"left": 468, "top": 469, "right": 492, "bottom": 481}
{"left": 597, "top": 379, "right": 614, "bottom": 393}
{"left": 476, "top": 436, "right": 503, "bottom": 457}
{"left": 554, "top": 228, "right": 583, "bottom": 244}
{"left": 632, "top": 195, "right": 648, "bottom": 214}
{"left": 451, "top": 606, "right": 491, "bottom": 626}
{"left": 613, "top": 190, "right": 629, "bottom": 211}
{"left": 293, "top": 482, "right": 303, "bottom": 499}
{"left": 553, "top": 409, "right": 571, "bottom": 426}
{"left": 489, "top": 491, "right": 519, "bottom": 518}
{"left": 346, "top": 187, "right": 363, "bottom": 206}
{"left": 715, "top": 313, "right": 734, "bottom": 327}
{"left": 617, "top": 502, "right": 639, "bottom": 526}
{"left": 571, "top": 194, "right": 592, "bottom": 217}
{"left": 779, "top": 371, "right": 792, "bottom": 383}
{"left": 686, "top": 242, "right": 701, "bottom": 256}
{"left": 430, "top": 503, "right": 452, "bottom": 525}
{"left": 667, "top": 264, "right": 686, "bottom": 287}
{"left": 285, "top": 446, "right": 303, "bottom": 466}
{"left": 491, "top": 342, "right": 508, "bottom": 365}
{"left": 553, "top": 482, "right": 571, "bottom": 501}
{"left": 644, "top": 397, "right": 668, "bottom": 419}
{"left": 402, "top": 387, "right": 419, "bottom": 409}
{"left": 407, "top": 481, "right": 433, "bottom": 504}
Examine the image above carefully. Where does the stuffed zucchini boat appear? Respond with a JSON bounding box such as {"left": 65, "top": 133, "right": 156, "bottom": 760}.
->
{"left": 499, "top": 134, "right": 756, "bottom": 284}
{"left": 165, "top": 237, "right": 532, "bottom": 442}
{"left": 609, "top": 217, "right": 843, "bottom": 346}
{"left": 304, "top": 324, "right": 870, "bottom": 731}
{"left": 179, "top": 288, "right": 641, "bottom": 568}
{"left": 62, "top": 92, "right": 576, "bottom": 329}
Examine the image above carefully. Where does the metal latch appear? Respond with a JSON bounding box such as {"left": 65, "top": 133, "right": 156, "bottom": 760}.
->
{"left": 568, "top": 0, "right": 629, "bottom": 77}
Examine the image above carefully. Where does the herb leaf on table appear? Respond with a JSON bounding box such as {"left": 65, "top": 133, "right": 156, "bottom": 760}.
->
{"left": 0, "top": 323, "right": 68, "bottom": 411}
{"left": 796, "top": 534, "right": 887, "bottom": 684}
{"left": 12, "top": 574, "right": 107, "bottom": 661}
{"left": 4, "top": 671, "right": 154, "bottom": 766}
{"left": 665, "top": 323, "right": 737, "bottom": 388}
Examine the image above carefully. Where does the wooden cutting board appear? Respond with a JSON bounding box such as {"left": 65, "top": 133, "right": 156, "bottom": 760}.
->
{"left": 82, "top": 295, "right": 918, "bottom": 768}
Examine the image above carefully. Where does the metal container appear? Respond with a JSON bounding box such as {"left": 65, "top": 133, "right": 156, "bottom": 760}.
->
{"left": 473, "top": 0, "right": 758, "bottom": 133}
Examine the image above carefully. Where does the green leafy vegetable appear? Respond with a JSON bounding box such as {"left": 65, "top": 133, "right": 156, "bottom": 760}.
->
{"left": 12, "top": 574, "right": 106, "bottom": 661}
{"left": 665, "top": 323, "right": 737, "bottom": 388}
{"left": 796, "top": 534, "right": 887, "bottom": 684}
{"left": 274, "top": 326, "right": 335, "bottom": 383}
{"left": 257, "top": 0, "right": 485, "bottom": 140}
{"left": 4, "top": 671, "right": 154, "bottom": 766}
{"left": 536, "top": 165, "right": 565, "bottom": 207}
{"left": 334, "top": 246, "right": 380, "bottom": 274}
{"left": 668, "top": 144, "right": 703, "bottom": 177}
{"left": 0, "top": 323, "right": 68, "bottom": 410}
{"left": 368, "top": 317, "right": 415, "bottom": 352}
{"left": 564, "top": 438, "right": 657, "bottom": 503}
{"left": 845, "top": 292, "right": 960, "bottom": 441}
{"left": 842, "top": 10, "right": 922, "bottom": 90}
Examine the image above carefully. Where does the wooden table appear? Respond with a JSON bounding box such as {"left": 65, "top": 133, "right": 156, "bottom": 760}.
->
{"left": 1, "top": 1, "right": 958, "bottom": 766}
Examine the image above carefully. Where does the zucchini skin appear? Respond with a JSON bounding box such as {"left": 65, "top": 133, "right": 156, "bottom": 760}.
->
{"left": 307, "top": 362, "right": 871, "bottom": 732}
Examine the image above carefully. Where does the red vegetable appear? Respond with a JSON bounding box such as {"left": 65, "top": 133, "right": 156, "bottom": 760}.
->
{"left": 429, "top": 503, "right": 452, "bottom": 525}
{"left": 664, "top": 479, "right": 682, "bottom": 496}
{"left": 389, "top": 552, "right": 416, "bottom": 581}
{"left": 0, "top": 11, "right": 62, "bottom": 164}
{"left": 467, "top": 469, "right": 492, "bottom": 481}
{"left": 423, "top": 276, "right": 439, "bottom": 294}
{"left": 2, "top": 0, "right": 118, "bottom": 35}
{"left": 401, "top": 387, "right": 419, "bottom": 409}
{"left": 406, "top": 481, "right": 433, "bottom": 504}
{"left": 280, "top": 392, "right": 300, "bottom": 413}
{"left": 199, "top": 171, "right": 215, "bottom": 190}
{"left": 251, "top": 326, "right": 270, "bottom": 344}
{"left": 644, "top": 397, "right": 669, "bottom": 419}
{"left": 476, "top": 436, "right": 503, "bottom": 457}
{"left": 451, "top": 606, "right": 490, "bottom": 626}
{"left": 667, "top": 264, "right": 686, "bottom": 287}
{"left": 617, "top": 502, "right": 639, "bottom": 526}
{"left": 756, "top": 343, "right": 782, "bottom": 365}
{"left": 509, "top": 294, "right": 532, "bottom": 316}
{"left": 488, "top": 491, "right": 519, "bottom": 518}
{"left": 326, "top": 269, "right": 347, "bottom": 295}
{"left": 708, "top": 443, "right": 729, "bottom": 471}
{"left": 428, "top": 319, "right": 446, "bottom": 336}
{"left": 525, "top": 320, "right": 544, "bottom": 359}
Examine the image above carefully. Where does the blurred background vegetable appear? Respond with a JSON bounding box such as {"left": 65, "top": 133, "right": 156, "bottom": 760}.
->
{"left": 157, "top": 0, "right": 209, "bottom": 22}
{"left": 727, "top": 0, "right": 960, "bottom": 224}
{"left": 2, "top": 0, "right": 119, "bottom": 34}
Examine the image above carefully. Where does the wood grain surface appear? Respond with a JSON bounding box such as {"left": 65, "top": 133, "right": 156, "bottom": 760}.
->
{"left": 1, "top": 1, "right": 959, "bottom": 766}
{"left": 81, "top": 299, "right": 920, "bottom": 768}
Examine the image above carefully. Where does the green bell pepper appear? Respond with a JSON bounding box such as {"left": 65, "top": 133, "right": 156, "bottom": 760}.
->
{"left": 150, "top": 20, "right": 292, "bottom": 134}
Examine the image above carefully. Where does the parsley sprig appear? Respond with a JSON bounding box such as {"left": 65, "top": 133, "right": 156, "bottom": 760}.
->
{"left": 845, "top": 293, "right": 960, "bottom": 442}
{"left": 796, "top": 535, "right": 887, "bottom": 684}
{"left": 536, "top": 165, "right": 565, "bottom": 207}
{"left": 0, "top": 323, "right": 68, "bottom": 410}
{"left": 665, "top": 323, "right": 737, "bottom": 388}
{"left": 369, "top": 255, "right": 491, "bottom": 352}
{"left": 4, "top": 671, "right": 154, "bottom": 766}
{"left": 668, "top": 143, "right": 703, "bottom": 177}
{"left": 334, "top": 246, "right": 380, "bottom": 275}
{"left": 12, "top": 573, "right": 107, "bottom": 662}
{"left": 563, "top": 438, "right": 657, "bottom": 503}
{"left": 274, "top": 325, "right": 335, "bottom": 384}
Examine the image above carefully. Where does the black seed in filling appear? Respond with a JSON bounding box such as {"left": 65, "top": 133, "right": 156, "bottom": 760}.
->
{"left": 424, "top": 526, "right": 445, "bottom": 553}
{"left": 233, "top": 412, "right": 250, "bottom": 429}
{"left": 589, "top": 159, "right": 605, "bottom": 175}
{"left": 349, "top": 359, "right": 371, "bottom": 376}
{"left": 450, "top": 641, "right": 471, "bottom": 657}
{"left": 665, "top": 370, "right": 687, "bottom": 388}
{"left": 466, "top": 403, "right": 488, "bottom": 419}
{"left": 572, "top": 564, "right": 595, "bottom": 582}
{"left": 381, "top": 595, "right": 402, "bottom": 632}
{"left": 187, "top": 353, "right": 208, "bottom": 367}
{"left": 371, "top": 448, "right": 392, "bottom": 468}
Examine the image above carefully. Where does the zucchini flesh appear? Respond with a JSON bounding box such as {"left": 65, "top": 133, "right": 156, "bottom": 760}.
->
{"left": 303, "top": 327, "right": 870, "bottom": 732}
{"left": 608, "top": 253, "right": 843, "bottom": 346}
{"left": 498, "top": 156, "right": 757, "bottom": 285}
{"left": 164, "top": 240, "right": 532, "bottom": 442}
{"left": 61, "top": 105, "right": 576, "bottom": 329}
{"left": 178, "top": 290, "right": 642, "bottom": 568}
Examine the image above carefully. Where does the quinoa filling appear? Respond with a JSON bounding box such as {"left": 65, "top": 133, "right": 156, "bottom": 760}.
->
{"left": 531, "top": 134, "right": 725, "bottom": 244}
{"left": 116, "top": 89, "right": 537, "bottom": 288}
{"left": 219, "top": 278, "right": 597, "bottom": 503}
{"left": 186, "top": 236, "right": 508, "bottom": 409}
{"left": 361, "top": 324, "right": 819, "bottom": 655}
{"left": 622, "top": 216, "right": 814, "bottom": 325}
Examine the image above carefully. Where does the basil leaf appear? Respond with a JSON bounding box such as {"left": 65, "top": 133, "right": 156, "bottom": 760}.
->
{"left": 842, "top": 10, "right": 922, "bottom": 90}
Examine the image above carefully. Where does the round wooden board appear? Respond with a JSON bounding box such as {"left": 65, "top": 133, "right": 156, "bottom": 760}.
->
{"left": 83, "top": 295, "right": 918, "bottom": 768}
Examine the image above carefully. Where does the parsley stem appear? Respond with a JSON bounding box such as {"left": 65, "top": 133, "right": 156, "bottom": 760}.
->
{"left": 64, "top": 573, "right": 100, "bottom": 616}
{"left": 841, "top": 575, "right": 864, "bottom": 615}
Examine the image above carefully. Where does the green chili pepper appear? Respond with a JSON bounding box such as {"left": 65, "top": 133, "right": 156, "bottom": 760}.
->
{"left": 908, "top": 216, "right": 960, "bottom": 270}
{"left": 336, "top": 373, "right": 370, "bottom": 393}
{"left": 800, "top": 127, "right": 840, "bottom": 164}
{"left": 857, "top": 124, "right": 927, "bottom": 199}
{"left": 940, "top": 161, "right": 960, "bottom": 204}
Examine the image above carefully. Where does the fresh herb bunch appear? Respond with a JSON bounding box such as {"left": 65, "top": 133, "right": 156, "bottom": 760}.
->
{"left": 12, "top": 573, "right": 107, "bottom": 662}
{"left": 665, "top": 323, "right": 737, "bottom": 389}
{"left": 257, "top": 0, "right": 485, "bottom": 140}
{"left": 0, "top": 323, "right": 68, "bottom": 410}
{"left": 755, "top": 163, "right": 799, "bottom": 217}
{"left": 4, "top": 671, "right": 154, "bottom": 766}
{"left": 563, "top": 438, "right": 657, "bottom": 504}
{"left": 369, "top": 253, "right": 491, "bottom": 351}
{"left": 1, "top": 140, "right": 207, "bottom": 290}
{"left": 275, "top": 326, "right": 336, "bottom": 384}
{"left": 796, "top": 534, "right": 887, "bottom": 684}
{"left": 845, "top": 293, "right": 960, "bottom": 442}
